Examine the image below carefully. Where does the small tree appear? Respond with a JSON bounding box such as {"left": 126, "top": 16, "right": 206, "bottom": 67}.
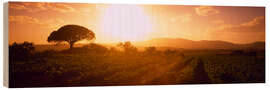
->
{"left": 117, "top": 41, "right": 137, "bottom": 54}
{"left": 145, "top": 46, "right": 156, "bottom": 54}
{"left": 47, "top": 25, "right": 95, "bottom": 49}
{"left": 9, "top": 42, "right": 35, "bottom": 61}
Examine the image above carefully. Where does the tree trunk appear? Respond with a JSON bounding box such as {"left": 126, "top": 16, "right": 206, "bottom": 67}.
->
{"left": 69, "top": 41, "right": 75, "bottom": 49}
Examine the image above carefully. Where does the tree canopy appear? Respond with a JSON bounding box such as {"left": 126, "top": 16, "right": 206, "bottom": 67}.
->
{"left": 47, "top": 25, "right": 95, "bottom": 49}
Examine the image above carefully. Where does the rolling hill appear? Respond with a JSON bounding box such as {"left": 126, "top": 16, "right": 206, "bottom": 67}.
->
{"left": 134, "top": 38, "right": 265, "bottom": 50}
{"left": 34, "top": 38, "right": 265, "bottom": 51}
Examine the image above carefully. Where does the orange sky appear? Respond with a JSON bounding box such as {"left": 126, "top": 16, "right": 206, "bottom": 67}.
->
{"left": 9, "top": 2, "right": 265, "bottom": 44}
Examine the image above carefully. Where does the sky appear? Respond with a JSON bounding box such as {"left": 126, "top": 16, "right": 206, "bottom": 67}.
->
{"left": 8, "top": 2, "right": 265, "bottom": 44}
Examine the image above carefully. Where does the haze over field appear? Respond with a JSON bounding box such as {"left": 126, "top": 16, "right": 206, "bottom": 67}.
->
{"left": 8, "top": 2, "right": 265, "bottom": 87}
{"left": 134, "top": 38, "right": 265, "bottom": 49}
{"left": 9, "top": 2, "right": 265, "bottom": 44}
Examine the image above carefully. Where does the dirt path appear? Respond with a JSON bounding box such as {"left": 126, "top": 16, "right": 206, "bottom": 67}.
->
{"left": 139, "top": 57, "right": 212, "bottom": 85}
{"left": 139, "top": 57, "right": 195, "bottom": 84}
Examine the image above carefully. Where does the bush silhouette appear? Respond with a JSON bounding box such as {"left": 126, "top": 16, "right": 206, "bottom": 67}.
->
{"left": 47, "top": 25, "right": 95, "bottom": 49}
{"left": 145, "top": 46, "right": 157, "bottom": 55}
{"left": 117, "top": 41, "right": 137, "bottom": 54}
{"left": 164, "top": 49, "right": 185, "bottom": 59}
{"left": 9, "top": 42, "right": 35, "bottom": 61}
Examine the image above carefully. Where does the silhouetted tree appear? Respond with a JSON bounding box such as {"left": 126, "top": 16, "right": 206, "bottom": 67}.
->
{"left": 47, "top": 25, "right": 95, "bottom": 49}
{"left": 145, "top": 46, "right": 156, "bottom": 54}
{"left": 117, "top": 41, "right": 137, "bottom": 54}
{"left": 9, "top": 42, "right": 35, "bottom": 61}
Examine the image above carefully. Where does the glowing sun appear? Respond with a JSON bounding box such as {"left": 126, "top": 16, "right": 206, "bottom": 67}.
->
{"left": 100, "top": 5, "right": 153, "bottom": 42}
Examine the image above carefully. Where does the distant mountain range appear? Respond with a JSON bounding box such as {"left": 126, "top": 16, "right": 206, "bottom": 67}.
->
{"left": 133, "top": 38, "right": 265, "bottom": 50}
{"left": 35, "top": 38, "right": 265, "bottom": 51}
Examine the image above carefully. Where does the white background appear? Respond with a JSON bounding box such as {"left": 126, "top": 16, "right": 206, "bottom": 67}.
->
{"left": 0, "top": 0, "right": 269, "bottom": 89}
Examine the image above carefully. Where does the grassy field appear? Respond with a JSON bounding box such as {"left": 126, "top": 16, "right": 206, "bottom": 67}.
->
{"left": 9, "top": 43, "right": 265, "bottom": 87}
